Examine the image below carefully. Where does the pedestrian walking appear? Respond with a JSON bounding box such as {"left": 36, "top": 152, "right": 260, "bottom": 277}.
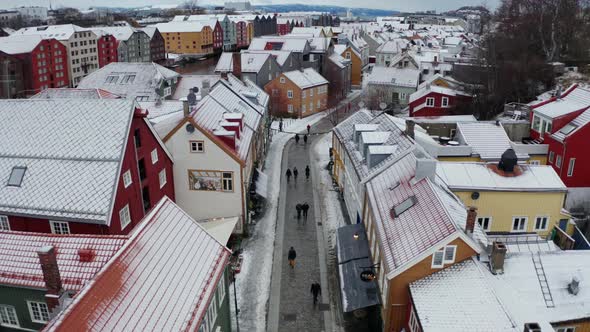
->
{"left": 307, "top": 124, "right": 311, "bottom": 135}
{"left": 293, "top": 167, "right": 298, "bottom": 181}
{"left": 296, "top": 204, "right": 302, "bottom": 219}
{"left": 285, "top": 168, "right": 292, "bottom": 183}
{"left": 288, "top": 247, "right": 297, "bottom": 269}
{"left": 279, "top": 119, "right": 283, "bottom": 132}
{"left": 303, "top": 134, "right": 308, "bottom": 145}
{"left": 311, "top": 282, "right": 322, "bottom": 305}
{"left": 305, "top": 165, "right": 310, "bottom": 181}
{"left": 302, "top": 202, "right": 310, "bottom": 220}
{"left": 295, "top": 134, "right": 300, "bottom": 144}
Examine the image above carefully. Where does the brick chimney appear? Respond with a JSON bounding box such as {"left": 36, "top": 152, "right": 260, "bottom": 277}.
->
{"left": 405, "top": 119, "right": 415, "bottom": 139}
{"left": 232, "top": 52, "right": 242, "bottom": 79}
{"left": 491, "top": 241, "right": 507, "bottom": 275}
{"left": 465, "top": 206, "right": 477, "bottom": 234}
{"left": 37, "top": 246, "right": 63, "bottom": 312}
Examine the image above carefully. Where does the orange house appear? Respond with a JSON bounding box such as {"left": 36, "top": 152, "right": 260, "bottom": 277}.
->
{"left": 335, "top": 44, "right": 362, "bottom": 86}
{"left": 264, "top": 68, "right": 329, "bottom": 118}
{"left": 362, "top": 151, "right": 484, "bottom": 332}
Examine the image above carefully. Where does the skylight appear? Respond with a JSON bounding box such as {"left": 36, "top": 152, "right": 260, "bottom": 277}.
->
{"left": 105, "top": 75, "right": 118, "bottom": 84}
{"left": 392, "top": 196, "right": 417, "bottom": 217}
{"left": 7, "top": 166, "right": 26, "bottom": 187}
{"left": 559, "top": 124, "right": 577, "bottom": 135}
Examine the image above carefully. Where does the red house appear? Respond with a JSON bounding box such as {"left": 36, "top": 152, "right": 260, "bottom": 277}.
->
{"left": 95, "top": 31, "right": 118, "bottom": 68}
{"left": 211, "top": 20, "right": 224, "bottom": 51}
{"left": 235, "top": 20, "right": 249, "bottom": 49}
{"left": 0, "top": 35, "right": 69, "bottom": 97}
{"left": 141, "top": 27, "right": 166, "bottom": 63}
{"left": 0, "top": 99, "right": 174, "bottom": 235}
{"left": 408, "top": 75, "right": 472, "bottom": 117}
{"left": 529, "top": 84, "right": 590, "bottom": 187}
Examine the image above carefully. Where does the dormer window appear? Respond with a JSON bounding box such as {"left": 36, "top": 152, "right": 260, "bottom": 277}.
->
{"left": 7, "top": 167, "right": 26, "bottom": 187}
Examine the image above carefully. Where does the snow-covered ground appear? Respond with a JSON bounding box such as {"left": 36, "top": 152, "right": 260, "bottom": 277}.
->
{"left": 232, "top": 112, "right": 328, "bottom": 332}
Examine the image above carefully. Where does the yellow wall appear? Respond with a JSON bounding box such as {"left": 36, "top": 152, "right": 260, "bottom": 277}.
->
{"left": 247, "top": 22, "right": 254, "bottom": 44}
{"left": 342, "top": 46, "right": 362, "bottom": 86}
{"left": 438, "top": 156, "right": 481, "bottom": 162}
{"left": 529, "top": 155, "right": 548, "bottom": 165}
{"left": 162, "top": 26, "right": 213, "bottom": 55}
{"left": 453, "top": 190, "right": 569, "bottom": 237}
{"left": 553, "top": 319, "right": 590, "bottom": 332}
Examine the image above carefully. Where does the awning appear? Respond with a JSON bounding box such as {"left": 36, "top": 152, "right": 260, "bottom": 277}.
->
{"left": 199, "top": 216, "right": 239, "bottom": 245}
{"left": 336, "top": 223, "right": 381, "bottom": 313}
{"left": 255, "top": 168, "right": 268, "bottom": 198}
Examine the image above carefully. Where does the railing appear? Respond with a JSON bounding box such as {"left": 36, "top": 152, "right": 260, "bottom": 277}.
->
{"left": 553, "top": 226, "right": 575, "bottom": 250}
{"left": 572, "top": 226, "right": 590, "bottom": 250}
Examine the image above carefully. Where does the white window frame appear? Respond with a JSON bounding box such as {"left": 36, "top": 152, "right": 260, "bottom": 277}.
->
{"left": 222, "top": 172, "right": 233, "bottom": 192}
{"left": 0, "top": 305, "right": 20, "bottom": 328}
{"left": 529, "top": 160, "right": 541, "bottom": 165}
{"left": 287, "top": 104, "right": 293, "bottom": 113}
{"left": 511, "top": 216, "right": 528, "bottom": 232}
{"left": 151, "top": 149, "right": 159, "bottom": 164}
{"left": 477, "top": 216, "right": 492, "bottom": 231}
{"left": 409, "top": 306, "right": 420, "bottom": 332}
{"left": 556, "top": 327, "right": 576, "bottom": 332}
{"left": 190, "top": 141, "right": 204, "bottom": 153}
{"left": 534, "top": 216, "right": 549, "bottom": 231}
{"left": 0, "top": 215, "right": 9, "bottom": 231}
{"left": 567, "top": 158, "right": 576, "bottom": 177}
{"left": 431, "top": 249, "right": 444, "bottom": 268}
{"left": 123, "top": 170, "right": 132, "bottom": 188}
{"left": 426, "top": 97, "right": 435, "bottom": 107}
{"left": 549, "top": 151, "right": 555, "bottom": 163}
{"left": 50, "top": 221, "right": 70, "bottom": 234}
{"left": 159, "top": 169, "right": 167, "bottom": 189}
{"left": 119, "top": 204, "right": 132, "bottom": 230}
{"left": 443, "top": 245, "right": 457, "bottom": 264}
{"left": 27, "top": 301, "right": 49, "bottom": 324}
{"left": 441, "top": 97, "right": 449, "bottom": 107}
{"left": 287, "top": 90, "right": 293, "bottom": 99}
{"left": 556, "top": 155, "right": 562, "bottom": 168}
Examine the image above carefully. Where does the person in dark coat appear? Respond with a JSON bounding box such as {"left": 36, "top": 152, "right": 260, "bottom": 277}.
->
{"left": 288, "top": 247, "right": 297, "bottom": 268}
{"left": 305, "top": 165, "right": 310, "bottom": 180}
{"left": 307, "top": 124, "right": 311, "bottom": 135}
{"left": 303, "top": 134, "right": 308, "bottom": 144}
{"left": 311, "top": 282, "right": 321, "bottom": 305}
{"left": 285, "top": 168, "right": 292, "bottom": 183}
{"left": 279, "top": 119, "right": 283, "bottom": 132}
{"left": 296, "top": 203, "right": 302, "bottom": 219}
{"left": 295, "top": 134, "right": 300, "bottom": 144}
{"left": 302, "top": 202, "right": 310, "bottom": 219}
{"left": 293, "top": 167, "right": 298, "bottom": 181}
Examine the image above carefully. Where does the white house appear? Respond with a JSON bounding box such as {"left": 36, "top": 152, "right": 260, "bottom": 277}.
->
{"left": 163, "top": 74, "right": 269, "bottom": 235}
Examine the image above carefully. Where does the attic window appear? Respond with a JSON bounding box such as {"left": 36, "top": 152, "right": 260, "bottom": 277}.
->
{"left": 559, "top": 124, "right": 577, "bottom": 135}
{"left": 392, "top": 196, "right": 417, "bottom": 217}
{"left": 7, "top": 166, "right": 26, "bottom": 187}
{"left": 105, "top": 75, "right": 118, "bottom": 83}
{"left": 121, "top": 75, "right": 136, "bottom": 84}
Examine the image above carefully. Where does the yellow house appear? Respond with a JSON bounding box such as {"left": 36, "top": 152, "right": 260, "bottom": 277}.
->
{"left": 334, "top": 44, "right": 361, "bottom": 86}
{"left": 155, "top": 22, "right": 214, "bottom": 55}
{"left": 436, "top": 161, "right": 572, "bottom": 237}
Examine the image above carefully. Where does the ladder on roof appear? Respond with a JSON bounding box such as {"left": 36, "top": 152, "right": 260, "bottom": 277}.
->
{"left": 531, "top": 252, "right": 555, "bottom": 308}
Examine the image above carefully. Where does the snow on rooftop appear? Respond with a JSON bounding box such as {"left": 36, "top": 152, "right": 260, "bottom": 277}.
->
{"left": 0, "top": 34, "right": 42, "bottom": 54}
{"left": 283, "top": 68, "right": 328, "bottom": 89}
{"left": 361, "top": 131, "right": 390, "bottom": 144}
{"left": 43, "top": 197, "right": 231, "bottom": 332}
{"left": 456, "top": 122, "right": 528, "bottom": 161}
{"left": 367, "top": 67, "right": 420, "bottom": 88}
{"left": 154, "top": 21, "right": 207, "bottom": 33}
{"left": 31, "top": 88, "right": 121, "bottom": 99}
{"left": 215, "top": 52, "right": 270, "bottom": 73}
{"left": 532, "top": 85, "right": 590, "bottom": 119}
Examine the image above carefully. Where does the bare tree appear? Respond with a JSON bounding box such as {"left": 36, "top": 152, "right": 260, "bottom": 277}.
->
{"left": 183, "top": 0, "right": 200, "bottom": 14}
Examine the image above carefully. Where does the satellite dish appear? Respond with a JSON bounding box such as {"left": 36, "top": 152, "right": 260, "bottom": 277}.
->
{"left": 379, "top": 102, "right": 387, "bottom": 110}
{"left": 471, "top": 192, "right": 480, "bottom": 200}
{"left": 185, "top": 124, "right": 195, "bottom": 133}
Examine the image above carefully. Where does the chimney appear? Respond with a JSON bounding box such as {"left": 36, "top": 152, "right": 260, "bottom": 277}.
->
{"left": 232, "top": 52, "right": 242, "bottom": 79}
{"left": 414, "top": 158, "right": 437, "bottom": 182}
{"left": 405, "top": 119, "right": 415, "bottom": 139}
{"left": 523, "top": 323, "right": 542, "bottom": 332}
{"left": 465, "top": 206, "right": 477, "bottom": 234}
{"left": 498, "top": 148, "right": 518, "bottom": 173}
{"left": 568, "top": 276, "right": 580, "bottom": 295}
{"left": 202, "top": 80, "right": 210, "bottom": 98}
{"left": 37, "top": 246, "right": 63, "bottom": 312}
{"left": 490, "top": 241, "right": 507, "bottom": 275}
{"left": 180, "top": 97, "right": 190, "bottom": 117}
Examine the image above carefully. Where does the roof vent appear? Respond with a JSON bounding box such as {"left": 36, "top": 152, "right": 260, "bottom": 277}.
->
{"left": 568, "top": 276, "right": 580, "bottom": 295}
{"left": 498, "top": 148, "right": 517, "bottom": 173}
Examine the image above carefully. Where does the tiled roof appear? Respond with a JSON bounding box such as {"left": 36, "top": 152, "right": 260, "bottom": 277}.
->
{"left": 532, "top": 84, "right": 590, "bottom": 119}
{"left": 366, "top": 152, "right": 475, "bottom": 276}
{"left": 77, "top": 62, "right": 180, "bottom": 101}
{"left": 437, "top": 162, "right": 567, "bottom": 192}
{"left": 0, "top": 231, "right": 128, "bottom": 291}
{"left": 226, "top": 73, "right": 269, "bottom": 108}
{"left": 0, "top": 35, "right": 42, "bottom": 54}
{"left": 31, "top": 88, "right": 122, "bottom": 99}
{"left": 44, "top": 197, "right": 231, "bottom": 332}
{"left": 283, "top": 68, "right": 328, "bottom": 89}
{"left": 456, "top": 122, "right": 528, "bottom": 161}
{"left": 0, "top": 99, "right": 135, "bottom": 223}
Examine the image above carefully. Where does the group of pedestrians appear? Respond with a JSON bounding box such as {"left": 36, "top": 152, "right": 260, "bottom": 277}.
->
{"left": 295, "top": 202, "right": 310, "bottom": 221}
{"left": 285, "top": 165, "right": 310, "bottom": 183}
{"left": 287, "top": 247, "right": 323, "bottom": 306}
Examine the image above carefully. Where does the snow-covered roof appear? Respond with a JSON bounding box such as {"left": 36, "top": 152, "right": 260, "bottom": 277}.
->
{"left": 0, "top": 34, "right": 42, "bottom": 54}
{"left": 249, "top": 37, "right": 309, "bottom": 52}
{"left": 456, "top": 122, "right": 528, "bottom": 161}
{"left": 376, "top": 39, "right": 409, "bottom": 54}
{"left": 0, "top": 99, "right": 135, "bottom": 224}
{"left": 0, "top": 230, "right": 128, "bottom": 291}
{"left": 410, "top": 251, "right": 590, "bottom": 331}
{"left": 44, "top": 197, "right": 231, "bottom": 332}
{"left": 138, "top": 100, "right": 183, "bottom": 120}
{"left": 283, "top": 68, "right": 328, "bottom": 89}
{"left": 154, "top": 21, "right": 207, "bottom": 33}
{"left": 138, "top": 26, "right": 158, "bottom": 39}
{"left": 367, "top": 67, "right": 420, "bottom": 88}
{"left": 215, "top": 52, "right": 271, "bottom": 73}
{"left": 92, "top": 26, "right": 142, "bottom": 42}
{"left": 532, "top": 84, "right": 590, "bottom": 119}
{"left": 77, "top": 62, "right": 180, "bottom": 102}
{"left": 13, "top": 24, "right": 92, "bottom": 40}
{"left": 437, "top": 162, "right": 567, "bottom": 192}
{"left": 31, "top": 88, "right": 122, "bottom": 99}
{"left": 226, "top": 73, "right": 269, "bottom": 108}
{"left": 409, "top": 115, "right": 478, "bottom": 123}
{"left": 172, "top": 74, "right": 220, "bottom": 100}
{"left": 245, "top": 50, "right": 292, "bottom": 66}
{"left": 409, "top": 84, "right": 471, "bottom": 103}
{"left": 328, "top": 52, "right": 349, "bottom": 69}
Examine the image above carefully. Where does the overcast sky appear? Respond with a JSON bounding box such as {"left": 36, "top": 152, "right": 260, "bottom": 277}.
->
{"left": 0, "top": 0, "right": 498, "bottom": 13}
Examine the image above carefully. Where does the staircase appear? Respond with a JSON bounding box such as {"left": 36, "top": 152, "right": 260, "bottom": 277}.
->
{"left": 532, "top": 253, "right": 555, "bottom": 308}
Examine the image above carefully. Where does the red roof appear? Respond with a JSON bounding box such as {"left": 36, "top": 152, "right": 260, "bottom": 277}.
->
{"left": 0, "top": 231, "right": 128, "bottom": 291}
{"left": 44, "top": 197, "right": 231, "bottom": 332}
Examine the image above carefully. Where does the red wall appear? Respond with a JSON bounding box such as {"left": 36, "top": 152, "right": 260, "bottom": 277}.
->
{"left": 213, "top": 22, "right": 224, "bottom": 50}
{"left": 97, "top": 34, "right": 118, "bottom": 68}
{"left": 277, "top": 23, "right": 291, "bottom": 35}
{"left": 545, "top": 124, "right": 590, "bottom": 187}
{"left": 14, "top": 38, "right": 69, "bottom": 96}
{"left": 150, "top": 30, "right": 166, "bottom": 63}
{"left": 409, "top": 91, "right": 471, "bottom": 117}
{"left": 4, "top": 113, "right": 175, "bottom": 236}
{"left": 236, "top": 22, "right": 248, "bottom": 48}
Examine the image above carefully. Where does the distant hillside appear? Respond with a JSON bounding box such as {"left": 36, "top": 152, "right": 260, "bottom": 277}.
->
{"left": 253, "top": 4, "right": 398, "bottom": 18}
